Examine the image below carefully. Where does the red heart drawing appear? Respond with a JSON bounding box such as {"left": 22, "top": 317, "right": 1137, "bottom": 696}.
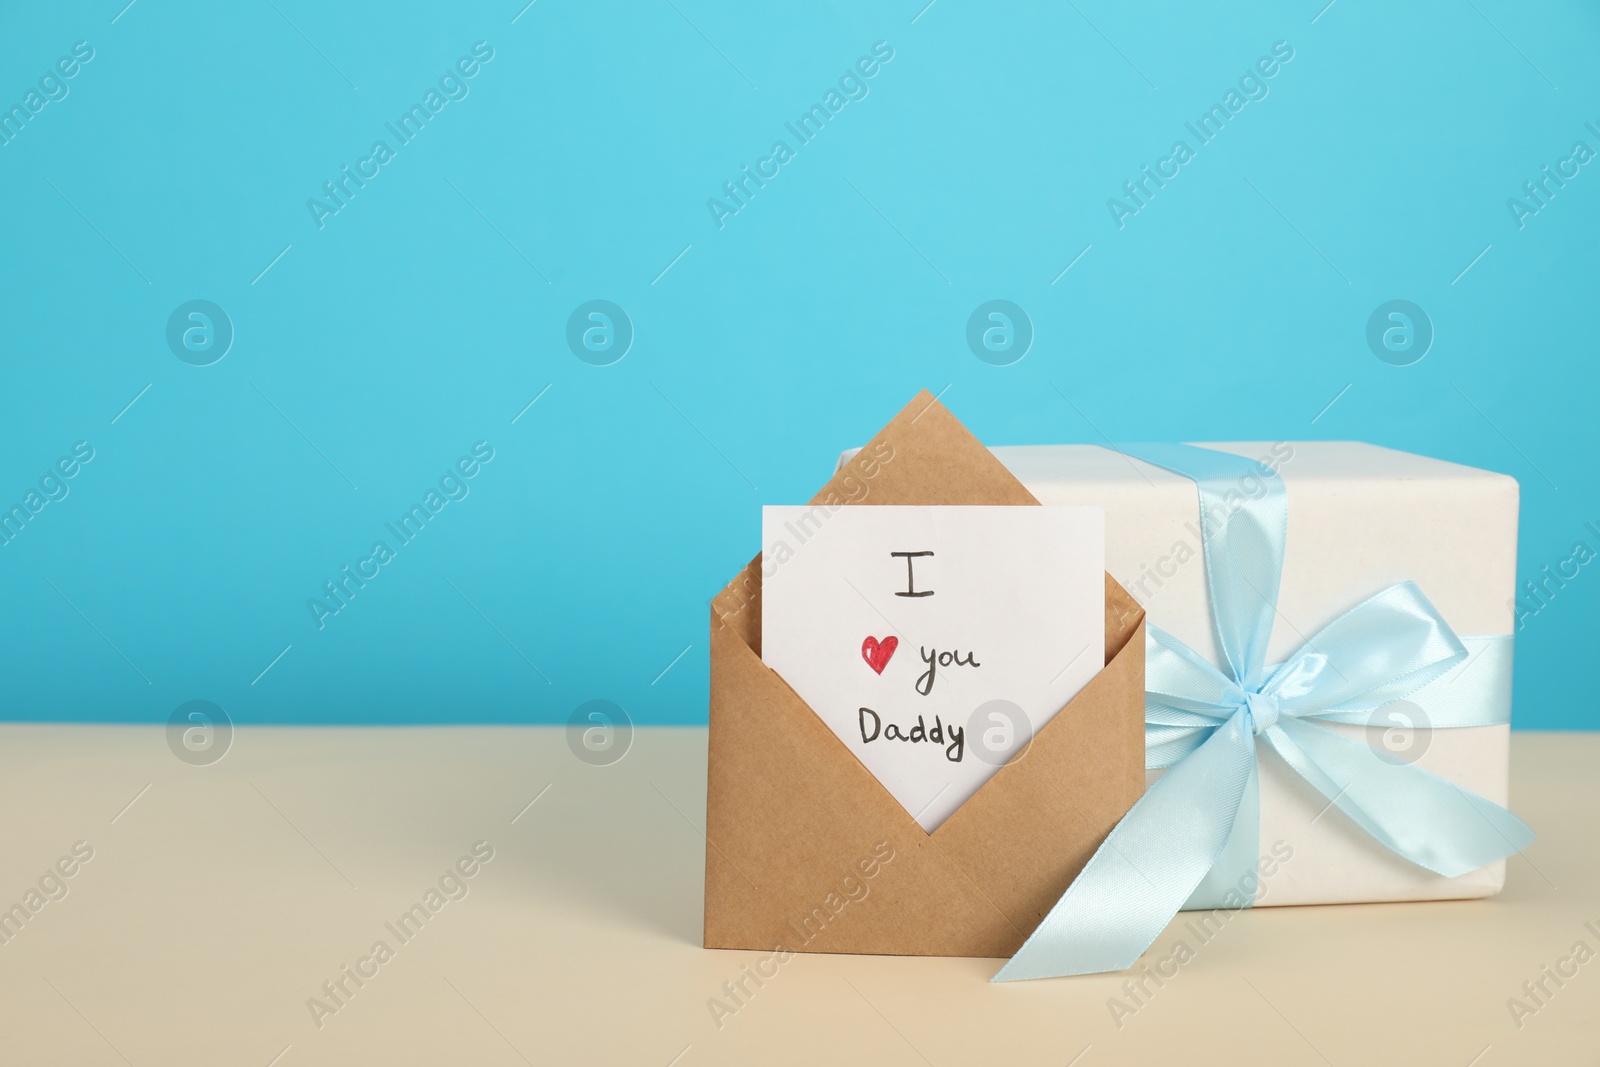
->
{"left": 861, "top": 635, "right": 898, "bottom": 675}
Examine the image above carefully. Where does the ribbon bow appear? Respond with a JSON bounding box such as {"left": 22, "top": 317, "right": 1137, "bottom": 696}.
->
{"left": 994, "top": 442, "right": 1533, "bottom": 981}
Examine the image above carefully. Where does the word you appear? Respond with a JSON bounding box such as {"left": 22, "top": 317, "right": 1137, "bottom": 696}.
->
{"left": 1506, "top": 918, "right": 1600, "bottom": 1029}
{"left": 915, "top": 644, "right": 979, "bottom": 696}
{"left": 1108, "top": 41, "right": 1295, "bottom": 229}
{"left": 1, "top": 41, "right": 94, "bottom": 148}
{"left": 1507, "top": 120, "right": 1600, "bottom": 230}
{"left": 707, "top": 840, "right": 896, "bottom": 1029}
{"left": 1, "top": 441, "right": 95, "bottom": 549}
{"left": 707, "top": 41, "right": 896, "bottom": 230}
{"left": 308, "top": 442, "right": 495, "bottom": 629}
{"left": 1512, "top": 522, "right": 1600, "bottom": 630}
{"left": 307, "top": 42, "right": 496, "bottom": 230}
{"left": 0, "top": 841, "right": 95, "bottom": 948}
{"left": 307, "top": 840, "right": 495, "bottom": 1029}
{"left": 1108, "top": 839, "right": 1294, "bottom": 1029}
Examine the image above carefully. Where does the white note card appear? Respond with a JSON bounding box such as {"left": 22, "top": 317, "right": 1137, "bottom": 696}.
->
{"left": 760, "top": 505, "right": 1105, "bottom": 832}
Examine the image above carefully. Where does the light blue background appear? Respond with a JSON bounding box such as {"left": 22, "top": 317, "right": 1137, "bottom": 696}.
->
{"left": 1, "top": 0, "right": 1594, "bottom": 728}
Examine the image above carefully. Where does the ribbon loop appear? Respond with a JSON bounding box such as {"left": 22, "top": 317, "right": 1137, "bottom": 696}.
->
{"left": 1263, "top": 581, "right": 1468, "bottom": 716}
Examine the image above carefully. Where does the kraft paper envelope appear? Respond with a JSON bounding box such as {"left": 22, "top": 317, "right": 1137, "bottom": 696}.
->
{"left": 704, "top": 391, "right": 1146, "bottom": 958}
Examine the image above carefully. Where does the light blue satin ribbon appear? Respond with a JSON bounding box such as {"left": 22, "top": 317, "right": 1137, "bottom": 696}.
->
{"left": 993, "top": 443, "right": 1533, "bottom": 981}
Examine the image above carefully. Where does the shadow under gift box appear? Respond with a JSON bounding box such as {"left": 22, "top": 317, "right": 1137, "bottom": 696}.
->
{"left": 703, "top": 393, "right": 1147, "bottom": 958}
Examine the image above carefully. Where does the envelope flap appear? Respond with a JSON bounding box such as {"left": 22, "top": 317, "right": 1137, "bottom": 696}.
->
{"left": 712, "top": 390, "right": 1033, "bottom": 657}
{"left": 809, "top": 389, "right": 1041, "bottom": 508}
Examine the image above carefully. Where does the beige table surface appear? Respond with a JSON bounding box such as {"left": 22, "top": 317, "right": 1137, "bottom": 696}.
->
{"left": 0, "top": 725, "right": 1593, "bottom": 1066}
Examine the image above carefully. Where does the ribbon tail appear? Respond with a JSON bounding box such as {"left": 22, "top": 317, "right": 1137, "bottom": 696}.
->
{"left": 1268, "top": 718, "right": 1535, "bottom": 877}
{"left": 1181, "top": 753, "right": 1260, "bottom": 910}
{"left": 992, "top": 711, "right": 1254, "bottom": 981}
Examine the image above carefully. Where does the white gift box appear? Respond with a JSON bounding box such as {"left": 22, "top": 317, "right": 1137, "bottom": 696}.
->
{"left": 839, "top": 441, "right": 1518, "bottom": 906}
